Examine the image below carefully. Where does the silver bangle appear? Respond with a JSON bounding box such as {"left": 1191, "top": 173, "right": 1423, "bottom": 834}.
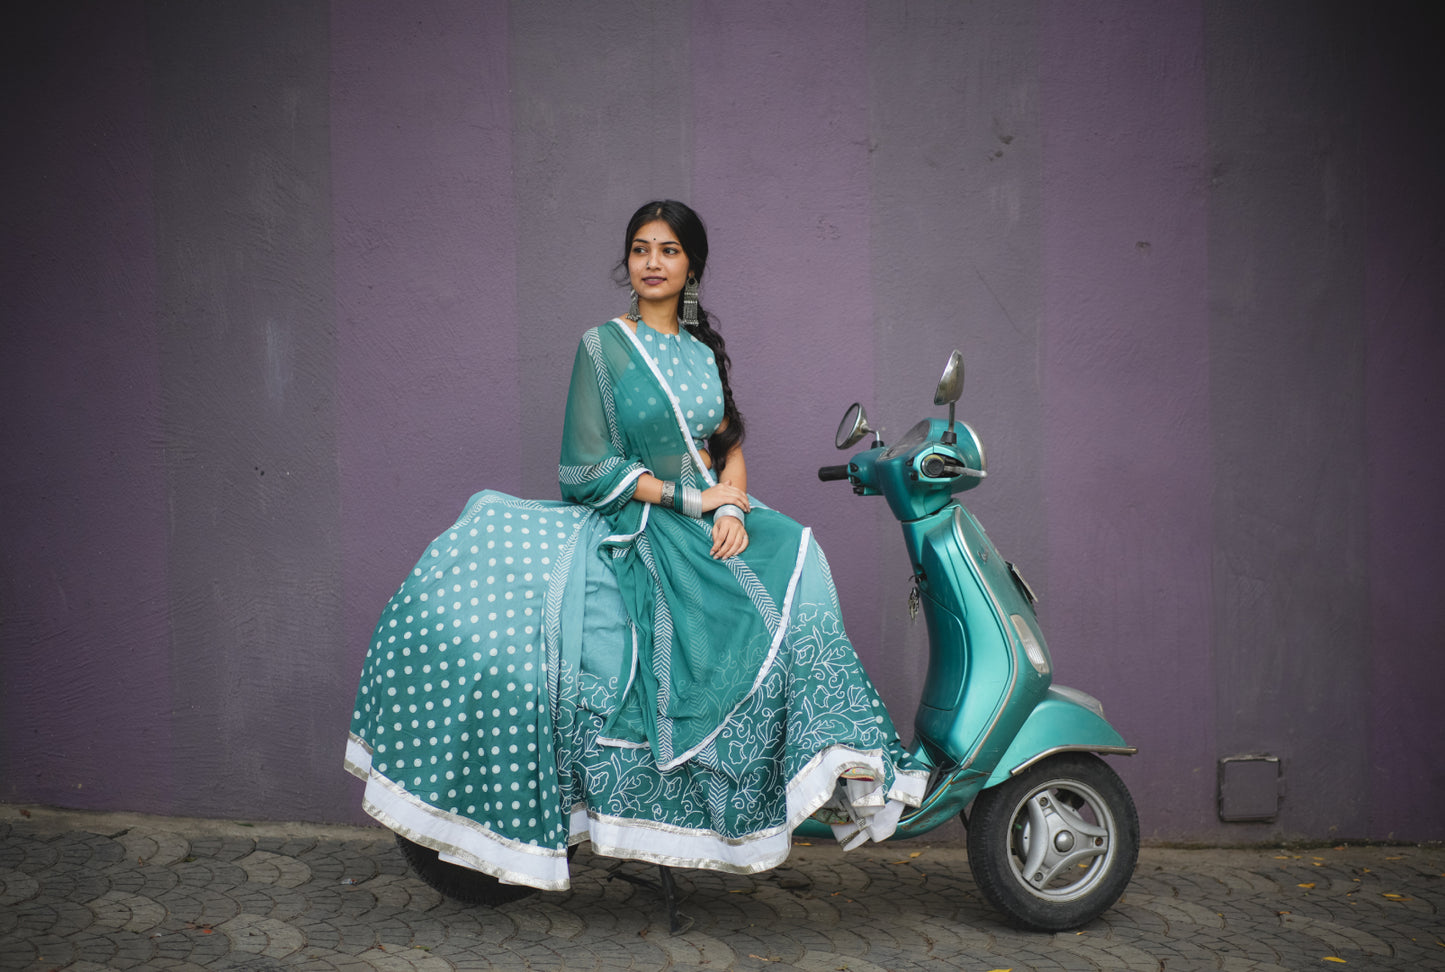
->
{"left": 679, "top": 485, "right": 703, "bottom": 519}
{"left": 659, "top": 480, "right": 675, "bottom": 509}
{"left": 715, "top": 504, "right": 745, "bottom": 524}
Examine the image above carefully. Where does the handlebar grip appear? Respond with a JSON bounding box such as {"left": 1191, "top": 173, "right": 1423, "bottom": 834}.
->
{"left": 817, "top": 464, "right": 852, "bottom": 482}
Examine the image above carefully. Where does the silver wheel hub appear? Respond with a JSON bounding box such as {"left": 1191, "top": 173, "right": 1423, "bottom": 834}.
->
{"left": 1009, "top": 780, "right": 1116, "bottom": 902}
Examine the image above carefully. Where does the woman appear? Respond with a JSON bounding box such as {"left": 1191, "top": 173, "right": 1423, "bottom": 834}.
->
{"left": 346, "top": 201, "right": 925, "bottom": 891}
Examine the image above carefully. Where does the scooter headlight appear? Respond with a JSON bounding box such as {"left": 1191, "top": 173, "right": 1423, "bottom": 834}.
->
{"left": 1010, "top": 614, "right": 1050, "bottom": 674}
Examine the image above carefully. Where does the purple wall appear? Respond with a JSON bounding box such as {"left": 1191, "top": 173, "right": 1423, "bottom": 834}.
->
{"left": 1040, "top": 2, "right": 1216, "bottom": 837}
{"left": 1360, "top": 12, "right": 1445, "bottom": 839}
{"left": 1, "top": 4, "right": 169, "bottom": 810}
{"left": 3, "top": 1, "right": 1441, "bottom": 842}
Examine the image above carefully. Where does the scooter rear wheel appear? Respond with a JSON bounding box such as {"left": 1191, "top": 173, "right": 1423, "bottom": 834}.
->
{"left": 966, "top": 752, "right": 1138, "bottom": 931}
{"left": 394, "top": 832, "right": 539, "bottom": 906}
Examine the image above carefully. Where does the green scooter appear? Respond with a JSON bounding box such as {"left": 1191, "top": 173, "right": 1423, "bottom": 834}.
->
{"left": 391, "top": 350, "right": 1137, "bottom": 933}
{"left": 802, "top": 349, "right": 1139, "bottom": 931}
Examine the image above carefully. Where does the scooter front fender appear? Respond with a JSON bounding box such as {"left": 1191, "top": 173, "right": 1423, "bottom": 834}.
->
{"left": 980, "top": 685, "right": 1136, "bottom": 789}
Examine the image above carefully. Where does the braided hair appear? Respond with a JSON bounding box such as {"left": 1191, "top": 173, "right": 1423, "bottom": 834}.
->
{"left": 618, "top": 200, "right": 745, "bottom": 474}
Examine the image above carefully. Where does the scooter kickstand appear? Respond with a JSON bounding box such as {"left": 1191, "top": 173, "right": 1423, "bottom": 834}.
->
{"left": 657, "top": 864, "right": 692, "bottom": 934}
{"left": 603, "top": 860, "right": 693, "bottom": 934}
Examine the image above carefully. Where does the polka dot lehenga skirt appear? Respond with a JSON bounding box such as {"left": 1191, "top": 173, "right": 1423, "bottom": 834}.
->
{"left": 345, "top": 490, "right": 926, "bottom": 891}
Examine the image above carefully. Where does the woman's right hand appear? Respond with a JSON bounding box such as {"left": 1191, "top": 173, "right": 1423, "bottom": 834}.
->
{"left": 701, "top": 482, "right": 750, "bottom": 515}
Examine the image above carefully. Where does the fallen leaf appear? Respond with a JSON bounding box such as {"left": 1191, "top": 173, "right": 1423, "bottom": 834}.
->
{"left": 1298, "top": 883, "right": 1316, "bottom": 889}
{"left": 1386, "top": 855, "right": 1404, "bottom": 861}
{"left": 888, "top": 850, "right": 927, "bottom": 863}
{"left": 986, "top": 968, "right": 1014, "bottom": 972}
{"left": 19, "top": 809, "right": 30, "bottom": 818}
{"left": 1382, "top": 893, "right": 1411, "bottom": 901}
{"left": 1323, "top": 958, "right": 1346, "bottom": 964}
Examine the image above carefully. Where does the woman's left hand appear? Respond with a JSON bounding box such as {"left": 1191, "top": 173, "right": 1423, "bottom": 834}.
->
{"left": 711, "top": 514, "right": 749, "bottom": 560}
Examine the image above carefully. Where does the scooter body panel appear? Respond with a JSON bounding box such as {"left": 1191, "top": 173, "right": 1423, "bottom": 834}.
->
{"left": 909, "top": 504, "right": 1052, "bottom": 775}
{"left": 980, "top": 686, "right": 1134, "bottom": 788}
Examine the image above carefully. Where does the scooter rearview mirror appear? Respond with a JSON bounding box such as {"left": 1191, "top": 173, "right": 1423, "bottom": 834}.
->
{"left": 934, "top": 350, "right": 964, "bottom": 445}
{"left": 934, "top": 350, "right": 964, "bottom": 406}
{"left": 835, "top": 402, "right": 878, "bottom": 450}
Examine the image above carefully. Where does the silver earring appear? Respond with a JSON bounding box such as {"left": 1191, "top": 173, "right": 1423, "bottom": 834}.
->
{"left": 681, "top": 275, "right": 699, "bottom": 327}
{"left": 626, "top": 289, "right": 640, "bottom": 322}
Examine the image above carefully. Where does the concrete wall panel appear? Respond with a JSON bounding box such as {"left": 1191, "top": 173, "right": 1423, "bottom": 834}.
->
{"left": 1205, "top": 0, "right": 1370, "bottom": 838}
{"left": 148, "top": 0, "right": 340, "bottom": 817}
{"left": 1041, "top": 1, "right": 1216, "bottom": 836}
{"left": 0, "top": 3, "right": 168, "bottom": 811}
{"left": 1362, "top": 14, "right": 1445, "bottom": 839}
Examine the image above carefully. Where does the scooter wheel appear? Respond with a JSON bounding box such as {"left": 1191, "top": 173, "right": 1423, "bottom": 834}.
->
{"left": 394, "top": 832, "right": 539, "bottom": 906}
{"left": 966, "top": 753, "right": 1138, "bottom": 932}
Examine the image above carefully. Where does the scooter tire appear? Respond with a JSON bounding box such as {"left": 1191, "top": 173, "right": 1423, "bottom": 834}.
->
{"left": 966, "top": 752, "right": 1138, "bottom": 932}
{"left": 394, "top": 832, "right": 539, "bottom": 907}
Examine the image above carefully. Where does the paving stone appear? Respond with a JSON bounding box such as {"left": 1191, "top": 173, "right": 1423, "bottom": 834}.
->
{"left": 85, "top": 889, "right": 169, "bottom": 934}
{"left": 118, "top": 829, "right": 192, "bottom": 868}
{"left": 0, "top": 869, "right": 40, "bottom": 910}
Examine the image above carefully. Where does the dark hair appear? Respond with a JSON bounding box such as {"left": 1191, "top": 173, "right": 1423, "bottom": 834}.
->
{"left": 619, "top": 199, "right": 745, "bottom": 474}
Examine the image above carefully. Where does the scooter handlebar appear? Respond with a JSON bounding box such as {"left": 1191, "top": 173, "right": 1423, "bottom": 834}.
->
{"left": 817, "top": 464, "right": 851, "bottom": 482}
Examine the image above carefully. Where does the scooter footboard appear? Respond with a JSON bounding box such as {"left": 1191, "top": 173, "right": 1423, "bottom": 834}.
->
{"left": 980, "top": 686, "right": 1135, "bottom": 788}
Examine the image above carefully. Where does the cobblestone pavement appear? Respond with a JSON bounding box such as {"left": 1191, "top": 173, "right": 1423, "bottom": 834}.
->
{"left": 1, "top": 807, "right": 1440, "bottom": 971}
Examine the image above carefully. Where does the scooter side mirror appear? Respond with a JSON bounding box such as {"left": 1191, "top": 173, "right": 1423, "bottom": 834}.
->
{"left": 934, "top": 350, "right": 964, "bottom": 446}
{"left": 835, "top": 402, "right": 877, "bottom": 450}
{"left": 934, "top": 350, "right": 964, "bottom": 406}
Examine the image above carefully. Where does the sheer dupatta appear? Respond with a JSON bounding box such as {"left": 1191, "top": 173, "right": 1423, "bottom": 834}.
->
{"left": 559, "top": 319, "right": 810, "bottom": 770}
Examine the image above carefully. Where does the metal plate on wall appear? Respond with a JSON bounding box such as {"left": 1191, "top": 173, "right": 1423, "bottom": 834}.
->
{"left": 1218, "top": 754, "right": 1282, "bottom": 822}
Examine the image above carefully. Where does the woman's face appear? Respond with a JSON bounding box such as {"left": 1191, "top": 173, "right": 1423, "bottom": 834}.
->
{"left": 628, "top": 219, "right": 691, "bottom": 305}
